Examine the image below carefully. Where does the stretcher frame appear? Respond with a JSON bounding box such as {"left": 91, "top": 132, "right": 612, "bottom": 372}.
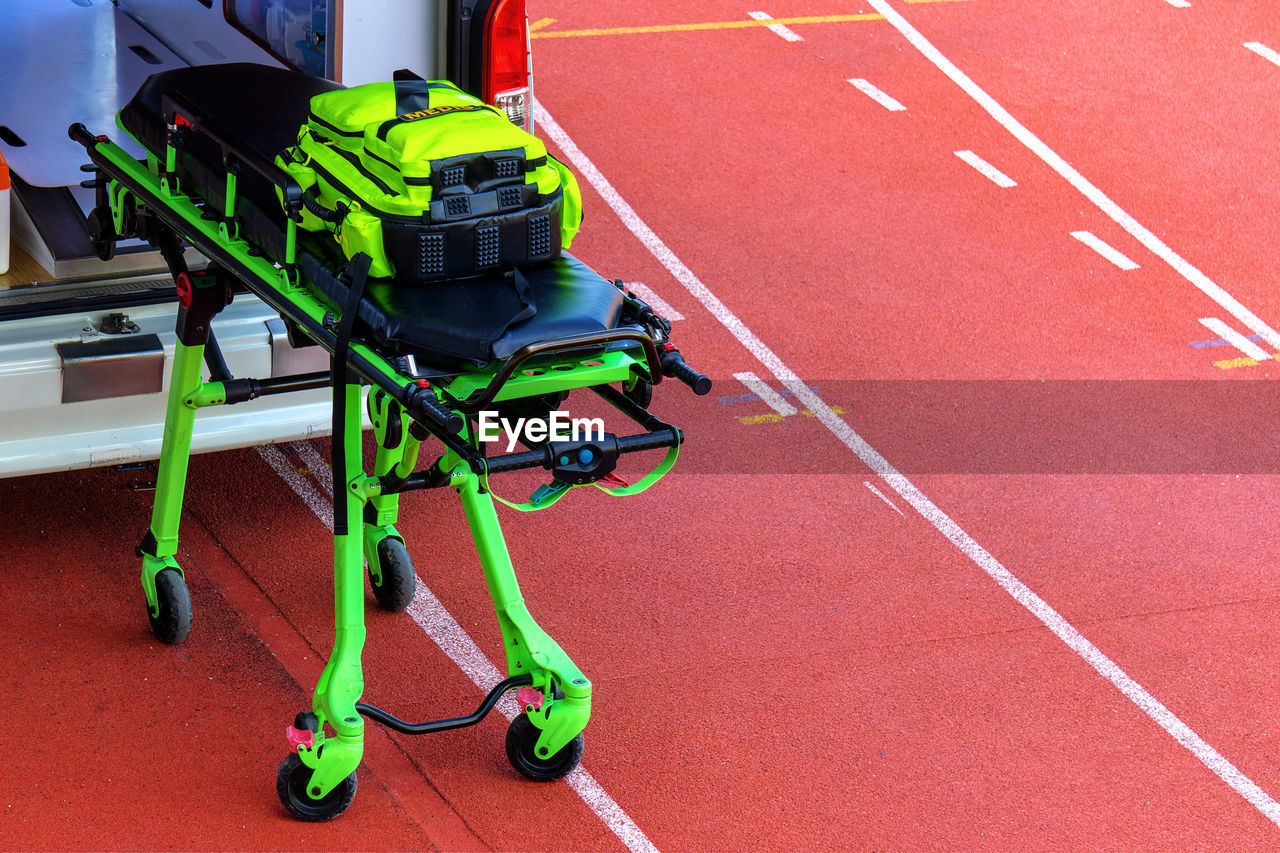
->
{"left": 69, "top": 96, "right": 707, "bottom": 820}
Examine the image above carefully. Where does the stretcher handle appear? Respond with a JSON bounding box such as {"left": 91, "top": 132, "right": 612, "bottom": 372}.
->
{"left": 68, "top": 123, "right": 101, "bottom": 149}
{"left": 659, "top": 346, "right": 712, "bottom": 395}
{"left": 406, "top": 382, "right": 465, "bottom": 434}
{"left": 455, "top": 329, "right": 665, "bottom": 412}
{"left": 482, "top": 426, "right": 683, "bottom": 476}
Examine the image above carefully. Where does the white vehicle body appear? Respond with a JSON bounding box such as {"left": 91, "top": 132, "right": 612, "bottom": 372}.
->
{"left": 0, "top": 0, "right": 529, "bottom": 477}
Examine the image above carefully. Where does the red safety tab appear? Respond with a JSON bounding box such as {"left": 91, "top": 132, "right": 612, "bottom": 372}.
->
{"left": 174, "top": 272, "right": 193, "bottom": 309}
{"left": 661, "top": 341, "right": 676, "bottom": 352}
{"left": 286, "top": 725, "right": 315, "bottom": 752}
{"left": 415, "top": 379, "right": 431, "bottom": 388}
{"left": 598, "top": 473, "right": 630, "bottom": 490}
{"left": 517, "top": 687, "right": 544, "bottom": 711}
{"left": 174, "top": 114, "right": 193, "bottom": 128}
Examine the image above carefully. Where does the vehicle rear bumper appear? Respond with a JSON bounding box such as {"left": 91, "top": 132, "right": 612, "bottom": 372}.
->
{"left": 0, "top": 294, "right": 335, "bottom": 478}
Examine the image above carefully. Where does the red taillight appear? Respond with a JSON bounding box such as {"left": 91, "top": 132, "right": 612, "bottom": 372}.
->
{"left": 482, "top": 0, "right": 532, "bottom": 131}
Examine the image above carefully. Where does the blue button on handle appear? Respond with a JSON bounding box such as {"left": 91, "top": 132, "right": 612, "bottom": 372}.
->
{"left": 578, "top": 447, "right": 595, "bottom": 465}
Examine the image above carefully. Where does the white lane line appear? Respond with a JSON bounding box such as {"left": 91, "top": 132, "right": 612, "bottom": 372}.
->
{"left": 1198, "top": 317, "right": 1273, "bottom": 362}
{"left": 290, "top": 440, "right": 334, "bottom": 498}
{"left": 955, "top": 150, "right": 1018, "bottom": 188}
{"left": 623, "top": 281, "right": 684, "bottom": 321}
{"left": 867, "top": 0, "right": 1280, "bottom": 351}
{"left": 535, "top": 97, "right": 1280, "bottom": 829}
{"left": 864, "top": 480, "right": 905, "bottom": 516}
{"left": 406, "top": 589, "right": 659, "bottom": 853}
{"left": 263, "top": 442, "right": 660, "bottom": 853}
{"left": 1070, "top": 231, "right": 1140, "bottom": 271}
{"left": 1245, "top": 42, "right": 1280, "bottom": 69}
{"left": 1164, "top": 0, "right": 1191, "bottom": 7}
{"left": 847, "top": 78, "right": 907, "bottom": 111}
{"left": 258, "top": 444, "right": 332, "bottom": 530}
{"left": 747, "top": 11, "right": 803, "bottom": 42}
{"left": 733, "top": 371, "right": 797, "bottom": 417}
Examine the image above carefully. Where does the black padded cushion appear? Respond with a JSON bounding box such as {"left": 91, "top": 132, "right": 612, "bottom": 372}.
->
{"left": 298, "top": 250, "right": 624, "bottom": 368}
{"left": 374, "top": 254, "right": 625, "bottom": 361}
{"left": 117, "top": 63, "right": 626, "bottom": 369}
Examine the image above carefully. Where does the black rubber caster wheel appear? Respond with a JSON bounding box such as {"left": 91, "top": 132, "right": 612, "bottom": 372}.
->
{"left": 86, "top": 206, "right": 117, "bottom": 262}
{"left": 369, "top": 537, "right": 416, "bottom": 611}
{"left": 623, "top": 379, "right": 653, "bottom": 410}
{"left": 505, "top": 713, "right": 584, "bottom": 781}
{"left": 276, "top": 752, "right": 357, "bottom": 822}
{"left": 147, "top": 569, "right": 192, "bottom": 645}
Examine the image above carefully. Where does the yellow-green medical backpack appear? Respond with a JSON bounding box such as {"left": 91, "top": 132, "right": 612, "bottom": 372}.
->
{"left": 277, "top": 77, "right": 582, "bottom": 282}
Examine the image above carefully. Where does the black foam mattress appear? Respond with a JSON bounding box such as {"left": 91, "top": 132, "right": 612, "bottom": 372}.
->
{"left": 121, "top": 63, "right": 624, "bottom": 369}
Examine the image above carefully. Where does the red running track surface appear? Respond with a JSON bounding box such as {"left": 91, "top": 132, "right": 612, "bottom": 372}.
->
{"left": 5, "top": 0, "right": 1280, "bottom": 849}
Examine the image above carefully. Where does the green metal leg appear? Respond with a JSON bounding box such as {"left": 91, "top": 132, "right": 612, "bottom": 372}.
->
{"left": 139, "top": 338, "right": 204, "bottom": 615}
{"left": 456, "top": 467, "right": 592, "bottom": 759}
{"left": 297, "top": 381, "right": 366, "bottom": 798}
{"left": 362, "top": 390, "right": 421, "bottom": 579}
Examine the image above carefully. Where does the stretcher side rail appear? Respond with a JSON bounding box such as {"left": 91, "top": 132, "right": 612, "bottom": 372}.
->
{"left": 159, "top": 91, "right": 305, "bottom": 212}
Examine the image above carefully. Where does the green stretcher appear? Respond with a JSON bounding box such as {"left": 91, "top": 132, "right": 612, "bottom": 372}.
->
{"left": 69, "top": 62, "right": 708, "bottom": 821}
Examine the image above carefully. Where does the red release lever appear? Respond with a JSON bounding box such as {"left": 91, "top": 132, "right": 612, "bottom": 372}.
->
{"left": 517, "top": 687, "right": 544, "bottom": 711}
{"left": 174, "top": 272, "right": 193, "bottom": 309}
{"left": 286, "top": 725, "right": 315, "bottom": 752}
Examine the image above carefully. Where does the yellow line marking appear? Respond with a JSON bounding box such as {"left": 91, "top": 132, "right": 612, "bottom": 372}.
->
{"left": 529, "top": 17, "right": 556, "bottom": 32}
{"left": 1214, "top": 354, "right": 1278, "bottom": 369}
{"left": 532, "top": 1, "right": 967, "bottom": 39}
{"left": 738, "top": 406, "right": 846, "bottom": 425}
{"left": 533, "top": 14, "right": 876, "bottom": 39}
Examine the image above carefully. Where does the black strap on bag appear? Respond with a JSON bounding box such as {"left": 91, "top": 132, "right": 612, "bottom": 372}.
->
{"left": 392, "top": 78, "right": 457, "bottom": 118}
{"left": 331, "top": 252, "right": 373, "bottom": 537}
{"left": 509, "top": 267, "right": 537, "bottom": 326}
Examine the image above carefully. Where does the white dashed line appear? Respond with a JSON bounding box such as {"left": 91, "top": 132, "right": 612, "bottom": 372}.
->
{"left": 1164, "top": 0, "right": 1191, "bottom": 7}
{"left": 954, "top": 150, "right": 1017, "bottom": 188}
{"left": 1070, "top": 231, "right": 1140, "bottom": 270}
{"left": 847, "top": 78, "right": 907, "bottom": 111}
{"left": 864, "top": 480, "right": 905, "bottom": 516}
{"left": 537, "top": 88, "right": 1280, "bottom": 829}
{"left": 1198, "top": 317, "right": 1273, "bottom": 362}
{"left": 865, "top": 1, "right": 1280, "bottom": 351}
{"left": 733, "top": 372, "right": 797, "bottom": 417}
{"left": 1245, "top": 42, "right": 1280, "bottom": 68}
{"left": 747, "top": 11, "right": 803, "bottom": 42}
